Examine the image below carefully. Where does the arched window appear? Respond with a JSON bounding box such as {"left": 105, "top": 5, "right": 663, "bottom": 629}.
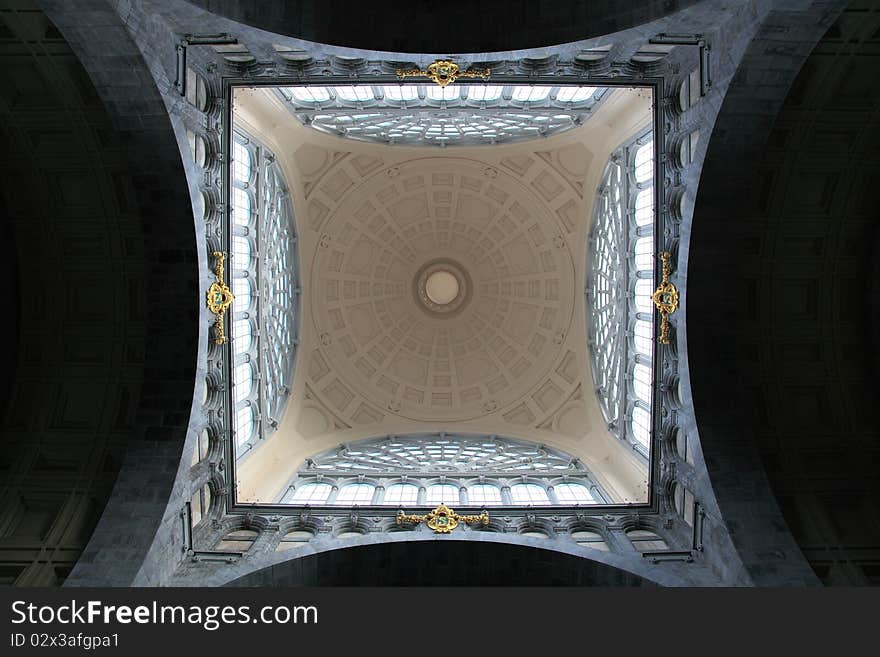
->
{"left": 627, "top": 529, "right": 668, "bottom": 552}
{"left": 510, "top": 483, "right": 550, "bottom": 506}
{"left": 587, "top": 128, "right": 655, "bottom": 457}
{"left": 215, "top": 529, "right": 258, "bottom": 552}
{"left": 554, "top": 483, "right": 595, "bottom": 504}
{"left": 468, "top": 484, "right": 503, "bottom": 506}
{"left": 381, "top": 484, "right": 419, "bottom": 505}
{"left": 277, "top": 434, "right": 610, "bottom": 507}
{"left": 276, "top": 530, "right": 313, "bottom": 552}
{"left": 425, "top": 484, "right": 460, "bottom": 506}
{"left": 571, "top": 530, "right": 609, "bottom": 551}
{"left": 335, "top": 483, "right": 376, "bottom": 505}
{"left": 278, "top": 84, "right": 608, "bottom": 146}
{"left": 189, "top": 483, "right": 211, "bottom": 526}
{"left": 281, "top": 482, "right": 332, "bottom": 505}
{"left": 228, "top": 128, "right": 299, "bottom": 459}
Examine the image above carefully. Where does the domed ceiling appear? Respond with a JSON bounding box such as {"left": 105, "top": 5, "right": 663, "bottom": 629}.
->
{"left": 309, "top": 155, "right": 575, "bottom": 423}
{"left": 231, "top": 85, "right": 653, "bottom": 504}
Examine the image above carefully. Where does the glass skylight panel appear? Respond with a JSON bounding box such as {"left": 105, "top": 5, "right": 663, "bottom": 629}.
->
{"left": 468, "top": 484, "right": 503, "bottom": 505}
{"left": 467, "top": 85, "right": 503, "bottom": 101}
{"left": 381, "top": 484, "right": 419, "bottom": 505}
{"left": 231, "top": 235, "right": 251, "bottom": 264}
{"left": 556, "top": 86, "right": 597, "bottom": 103}
{"left": 634, "top": 141, "right": 654, "bottom": 182}
{"left": 277, "top": 435, "right": 610, "bottom": 506}
{"left": 232, "top": 142, "right": 250, "bottom": 181}
{"left": 233, "top": 363, "right": 253, "bottom": 400}
{"left": 232, "top": 320, "right": 251, "bottom": 353}
{"left": 426, "top": 85, "right": 459, "bottom": 101}
{"left": 635, "top": 188, "right": 654, "bottom": 226}
{"left": 511, "top": 85, "right": 552, "bottom": 102}
{"left": 235, "top": 406, "right": 254, "bottom": 446}
{"left": 633, "top": 363, "right": 653, "bottom": 401}
{"left": 425, "top": 484, "right": 460, "bottom": 505}
{"left": 231, "top": 188, "right": 250, "bottom": 226}
{"left": 232, "top": 276, "right": 251, "bottom": 309}
{"left": 284, "top": 483, "right": 332, "bottom": 504}
{"left": 383, "top": 85, "right": 419, "bottom": 101}
{"left": 279, "top": 83, "right": 607, "bottom": 145}
{"left": 588, "top": 127, "right": 655, "bottom": 458}
{"left": 334, "top": 85, "right": 373, "bottom": 102}
{"left": 510, "top": 483, "right": 550, "bottom": 505}
{"left": 631, "top": 406, "right": 651, "bottom": 449}
{"left": 335, "top": 484, "right": 376, "bottom": 504}
{"left": 291, "top": 86, "right": 330, "bottom": 103}
{"left": 554, "top": 483, "right": 595, "bottom": 504}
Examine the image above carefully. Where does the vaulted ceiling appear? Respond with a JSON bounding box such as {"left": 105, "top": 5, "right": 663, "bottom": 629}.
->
{"left": 233, "top": 86, "right": 653, "bottom": 504}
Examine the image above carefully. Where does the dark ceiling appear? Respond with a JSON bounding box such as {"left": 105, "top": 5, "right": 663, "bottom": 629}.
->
{"left": 186, "top": 0, "right": 701, "bottom": 53}
{"left": 688, "top": 2, "right": 880, "bottom": 585}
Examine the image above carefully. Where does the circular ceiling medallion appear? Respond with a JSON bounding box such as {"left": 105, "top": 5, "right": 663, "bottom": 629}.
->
{"left": 413, "top": 259, "right": 471, "bottom": 317}
{"left": 425, "top": 272, "right": 458, "bottom": 304}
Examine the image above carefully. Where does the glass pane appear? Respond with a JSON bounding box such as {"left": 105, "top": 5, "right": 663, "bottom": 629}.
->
{"left": 510, "top": 483, "right": 550, "bottom": 505}
{"left": 635, "top": 188, "right": 653, "bottom": 226}
{"left": 232, "top": 276, "right": 251, "bottom": 310}
{"left": 468, "top": 484, "right": 503, "bottom": 505}
{"left": 512, "top": 85, "right": 551, "bottom": 102}
{"left": 291, "top": 86, "right": 330, "bottom": 103}
{"left": 426, "top": 85, "right": 459, "bottom": 101}
{"left": 554, "top": 483, "right": 595, "bottom": 504}
{"left": 384, "top": 85, "right": 419, "bottom": 101}
{"left": 335, "top": 483, "right": 375, "bottom": 504}
{"left": 381, "top": 484, "right": 419, "bottom": 505}
{"left": 285, "top": 483, "right": 332, "bottom": 504}
{"left": 235, "top": 406, "right": 254, "bottom": 445}
{"left": 634, "top": 140, "right": 654, "bottom": 183}
{"left": 556, "top": 86, "right": 596, "bottom": 103}
{"left": 232, "top": 142, "right": 250, "bottom": 182}
{"left": 633, "top": 363, "right": 653, "bottom": 402}
{"left": 232, "top": 188, "right": 250, "bottom": 226}
{"left": 425, "top": 484, "right": 459, "bottom": 505}
{"left": 631, "top": 406, "right": 651, "bottom": 448}
{"left": 335, "top": 85, "right": 373, "bottom": 102}
{"left": 467, "top": 85, "right": 503, "bottom": 101}
{"left": 233, "top": 362, "right": 253, "bottom": 401}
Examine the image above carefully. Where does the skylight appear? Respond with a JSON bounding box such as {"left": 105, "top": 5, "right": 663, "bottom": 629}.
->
{"left": 276, "top": 84, "right": 608, "bottom": 146}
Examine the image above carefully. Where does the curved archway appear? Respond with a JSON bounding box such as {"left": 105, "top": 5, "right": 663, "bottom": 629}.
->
{"left": 224, "top": 536, "right": 656, "bottom": 587}
{"left": 185, "top": 0, "right": 703, "bottom": 53}
{"left": 688, "top": 1, "right": 878, "bottom": 585}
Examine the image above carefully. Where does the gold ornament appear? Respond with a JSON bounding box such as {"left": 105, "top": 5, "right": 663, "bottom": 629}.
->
{"left": 206, "top": 251, "right": 235, "bottom": 345}
{"left": 396, "top": 503, "right": 489, "bottom": 534}
{"left": 652, "top": 251, "right": 680, "bottom": 345}
{"left": 396, "top": 59, "right": 490, "bottom": 87}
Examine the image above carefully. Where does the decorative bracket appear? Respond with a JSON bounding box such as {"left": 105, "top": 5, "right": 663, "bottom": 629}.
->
{"left": 206, "top": 251, "right": 235, "bottom": 345}
{"left": 652, "top": 251, "right": 679, "bottom": 345}
{"left": 397, "top": 503, "right": 489, "bottom": 534}
{"left": 396, "top": 59, "right": 490, "bottom": 87}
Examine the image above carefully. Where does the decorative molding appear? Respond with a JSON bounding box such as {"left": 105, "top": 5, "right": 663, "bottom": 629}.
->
{"left": 206, "top": 251, "right": 234, "bottom": 345}
{"left": 397, "top": 503, "right": 489, "bottom": 533}
{"left": 396, "top": 59, "right": 490, "bottom": 87}
{"left": 652, "top": 251, "right": 679, "bottom": 345}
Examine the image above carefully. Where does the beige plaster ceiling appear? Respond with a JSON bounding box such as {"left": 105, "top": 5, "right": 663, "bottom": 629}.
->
{"left": 231, "top": 85, "right": 653, "bottom": 504}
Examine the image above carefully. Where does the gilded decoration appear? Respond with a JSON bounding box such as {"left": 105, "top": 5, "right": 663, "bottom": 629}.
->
{"left": 206, "top": 251, "right": 235, "bottom": 345}
{"left": 652, "top": 251, "right": 679, "bottom": 345}
{"left": 397, "top": 503, "right": 489, "bottom": 534}
{"left": 396, "top": 59, "right": 490, "bottom": 87}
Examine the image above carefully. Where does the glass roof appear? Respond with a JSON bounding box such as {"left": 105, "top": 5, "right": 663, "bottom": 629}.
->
{"left": 276, "top": 84, "right": 609, "bottom": 146}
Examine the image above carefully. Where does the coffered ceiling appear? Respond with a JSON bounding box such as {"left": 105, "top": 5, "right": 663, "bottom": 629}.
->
{"left": 231, "top": 85, "right": 653, "bottom": 505}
